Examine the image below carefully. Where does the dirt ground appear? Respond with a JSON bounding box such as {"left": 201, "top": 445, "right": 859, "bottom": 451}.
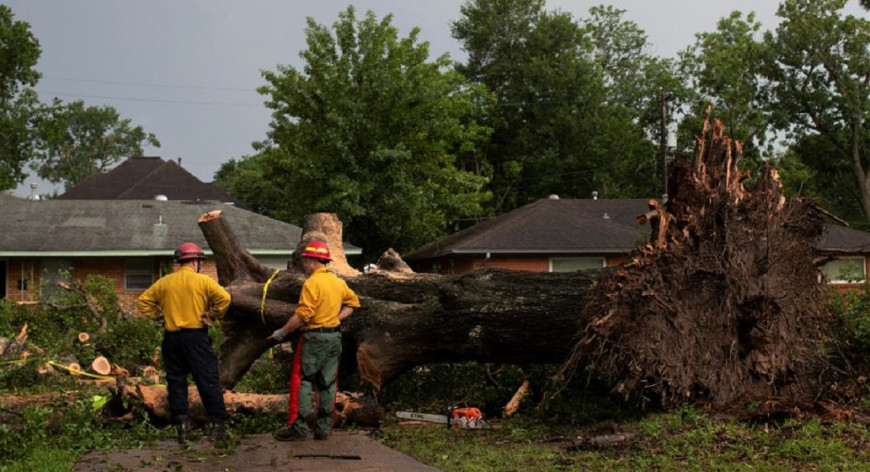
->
{"left": 72, "top": 430, "right": 440, "bottom": 472}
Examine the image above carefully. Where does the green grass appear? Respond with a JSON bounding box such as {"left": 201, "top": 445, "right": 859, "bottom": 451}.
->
{"left": 1, "top": 448, "right": 78, "bottom": 472}
{"left": 376, "top": 409, "right": 870, "bottom": 472}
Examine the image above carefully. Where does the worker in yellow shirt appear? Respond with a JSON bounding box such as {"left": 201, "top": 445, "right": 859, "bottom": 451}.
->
{"left": 137, "top": 242, "right": 231, "bottom": 443}
{"left": 268, "top": 239, "right": 360, "bottom": 441}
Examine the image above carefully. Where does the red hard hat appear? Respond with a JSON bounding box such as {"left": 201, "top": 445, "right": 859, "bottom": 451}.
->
{"left": 174, "top": 242, "right": 206, "bottom": 262}
{"left": 300, "top": 240, "right": 331, "bottom": 262}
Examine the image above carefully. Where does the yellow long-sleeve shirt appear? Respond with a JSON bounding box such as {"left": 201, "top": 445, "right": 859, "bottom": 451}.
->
{"left": 137, "top": 266, "right": 231, "bottom": 332}
{"left": 295, "top": 267, "right": 360, "bottom": 329}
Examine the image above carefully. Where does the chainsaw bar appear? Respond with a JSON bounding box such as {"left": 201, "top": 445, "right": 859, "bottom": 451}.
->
{"left": 396, "top": 410, "right": 492, "bottom": 429}
{"left": 396, "top": 411, "right": 448, "bottom": 424}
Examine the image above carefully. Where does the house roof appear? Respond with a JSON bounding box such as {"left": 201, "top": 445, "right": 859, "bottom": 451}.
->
{"left": 58, "top": 156, "right": 241, "bottom": 204}
{"left": 818, "top": 224, "right": 870, "bottom": 254}
{"left": 0, "top": 198, "right": 361, "bottom": 257}
{"left": 404, "top": 198, "right": 653, "bottom": 260}
{"left": 403, "top": 197, "right": 870, "bottom": 261}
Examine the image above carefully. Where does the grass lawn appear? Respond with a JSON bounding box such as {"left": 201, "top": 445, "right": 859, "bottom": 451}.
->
{"left": 375, "top": 407, "right": 870, "bottom": 472}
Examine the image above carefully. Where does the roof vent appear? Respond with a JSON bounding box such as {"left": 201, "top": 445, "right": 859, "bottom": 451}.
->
{"left": 603, "top": 212, "right": 610, "bottom": 219}
{"left": 28, "top": 183, "right": 40, "bottom": 201}
{"left": 548, "top": 194, "right": 559, "bottom": 200}
{"left": 154, "top": 195, "right": 168, "bottom": 201}
{"left": 592, "top": 191, "right": 598, "bottom": 200}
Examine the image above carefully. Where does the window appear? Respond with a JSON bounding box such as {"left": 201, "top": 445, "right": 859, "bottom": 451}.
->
{"left": 821, "top": 257, "right": 866, "bottom": 284}
{"left": 550, "top": 257, "right": 605, "bottom": 273}
{"left": 125, "top": 259, "right": 154, "bottom": 290}
{"left": 41, "top": 259, "right": 72, "bottom": 301}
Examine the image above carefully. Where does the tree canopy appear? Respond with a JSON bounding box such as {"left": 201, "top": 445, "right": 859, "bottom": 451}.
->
{"left": 225, "top": 6, "right": 492, "bottom": 257}
{"left": 31, "top": 99, "right": 160, "bottom": 190}
{"left": 763, "top": 0, "right": 870, "bottom": 222}
{"left": 678, "top": 11, "right": 772, "bottom": 167}
{"left": 0, "top": 5, "right": 41, "bottom": 192}
{"left": 452, "top": 0, "right": 664, "bottom": 209}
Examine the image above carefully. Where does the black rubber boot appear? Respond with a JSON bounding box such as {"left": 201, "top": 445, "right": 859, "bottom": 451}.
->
{"left": 210, "top": 419, "right": 227, "bottom": 441}
{"left": 176, "top": 415, "right": 193, "bottom": 444}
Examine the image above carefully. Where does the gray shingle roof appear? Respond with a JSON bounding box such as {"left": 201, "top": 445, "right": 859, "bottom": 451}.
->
{"left": 58, "top": 156, "right": 241, "bottom": 205}
{"left": 818, "top": 224, "right": 870, "bottom": 253}
{"left": 404, "top": 198, "right": 653, "bottom": 260}
{"left": 403, "top": 197, "right": 870, "bottom": 261}
{"left": 0, "top": 198, "right": 360, "bottom": 257}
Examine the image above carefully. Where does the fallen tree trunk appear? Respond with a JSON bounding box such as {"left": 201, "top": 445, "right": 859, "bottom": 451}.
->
{"left": 197, "top": 211, "right": 596, "bottom": 390}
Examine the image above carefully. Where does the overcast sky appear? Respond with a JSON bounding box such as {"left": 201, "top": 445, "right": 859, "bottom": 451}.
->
{"left": 7, "top": 0, "right": 866, "bottom": 198}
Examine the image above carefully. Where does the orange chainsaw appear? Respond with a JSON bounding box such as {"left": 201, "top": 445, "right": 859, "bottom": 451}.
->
{"left": 396, "top": 406, "right": 492, "bottom": 429}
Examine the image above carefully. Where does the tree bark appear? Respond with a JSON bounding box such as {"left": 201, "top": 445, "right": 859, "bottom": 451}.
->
{"left": 199, "top": 212, "right": 596, "bottom": 391}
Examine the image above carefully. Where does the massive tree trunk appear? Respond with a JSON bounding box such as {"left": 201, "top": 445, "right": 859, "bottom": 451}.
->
{"left": 199, "top": 211, "right": 597, "bottom": 391}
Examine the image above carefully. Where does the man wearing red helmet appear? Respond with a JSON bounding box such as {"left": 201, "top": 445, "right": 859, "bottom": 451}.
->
{"left": 137, "top": 242, "right": 231, "bottom": 444}
{"left": 267, "top": 239, "right": 360, "bottom": 441}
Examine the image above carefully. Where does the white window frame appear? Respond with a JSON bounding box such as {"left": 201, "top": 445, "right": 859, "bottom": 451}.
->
{"left": 549, "top": 257, "right": 606, "bottom": 273}
{"left": 821, "top": 256, "right": 867, "bottom": 284}
{"left": 125, "top": 258, "right": 154, "bottom": 290}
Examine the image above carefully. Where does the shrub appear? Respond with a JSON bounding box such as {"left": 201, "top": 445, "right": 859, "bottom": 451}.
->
{"left": 825, "top": 284, "right": 870, "bottom": 374}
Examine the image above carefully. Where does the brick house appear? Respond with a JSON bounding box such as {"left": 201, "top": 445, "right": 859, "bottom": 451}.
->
{"left": 403, "top": 196, "right": 870, "bottom": 285}
{"left": 0, "top": 195, "right": 361, "bottom": 310}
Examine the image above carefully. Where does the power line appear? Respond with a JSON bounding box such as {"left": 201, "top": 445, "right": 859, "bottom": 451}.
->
{"left": 42, "top": 75, "right": 259, "bottom": 93}
{"left": 39, "top": 91, "right": 263, "bottom": 108}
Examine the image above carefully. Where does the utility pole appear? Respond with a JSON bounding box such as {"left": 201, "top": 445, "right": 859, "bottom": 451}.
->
{"left": 659, "top": 88, "right": 668, "bottom": 197}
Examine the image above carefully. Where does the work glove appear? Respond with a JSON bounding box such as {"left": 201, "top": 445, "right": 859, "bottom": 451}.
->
{"left": 269, "top": 328, "right": 287, "bottom": 342}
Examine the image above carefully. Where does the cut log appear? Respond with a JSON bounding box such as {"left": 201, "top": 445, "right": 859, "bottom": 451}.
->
{"left": 77, "top": 332, "right": 90, "bottom": 344}
{"left": 13, "top": 324, "right": 27, "bottom": 347}
{"left": 504, "top": 380, "right": 530, "bottom": 417}
{"left": 56, "top": 354, "right": 81, "bottom": 375}
{"left": 90, "top": 356, "right": 111, "bottom": 376}
{"left": 116, "top": 385, "right": 378, "bottom": 427}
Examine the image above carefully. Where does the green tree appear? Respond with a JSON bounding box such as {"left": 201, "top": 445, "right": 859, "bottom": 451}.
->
{"left": 254, "top": 6, "right": 491, "bottom": 257}
{"left": 453, "top": 0, "right": 661, "bottom": 208}
{"left": 0, "top": 5, "right": 41, "bottom": 192}
{"left": 31, "top": 99, "right": 160, "bottom": 190}
{"left": 678, "top": 11, "right": 772, "bottom": 168}
{"left": 579, "top": 5, "right": 685, "bottom": 196}
{"left": 213, "top": 151, "right": 290, "bottom": 220}
{"left": 763, "top": 0, "right": 870, "bottom": 221}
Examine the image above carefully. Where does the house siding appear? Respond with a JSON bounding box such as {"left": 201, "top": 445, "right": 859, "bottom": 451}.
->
{"left": 414, "top": 254, "right": 626, "bottom": 275}
{"left": 3, "top": 257, "right": 222, "bottom": 313}
{"left": 5, "top": 259, "right": 41, "bottom": 302}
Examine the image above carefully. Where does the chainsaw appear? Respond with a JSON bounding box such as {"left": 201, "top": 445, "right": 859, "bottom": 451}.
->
{"left": 396, "top": 406, "right": 492, "bottom": 429}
